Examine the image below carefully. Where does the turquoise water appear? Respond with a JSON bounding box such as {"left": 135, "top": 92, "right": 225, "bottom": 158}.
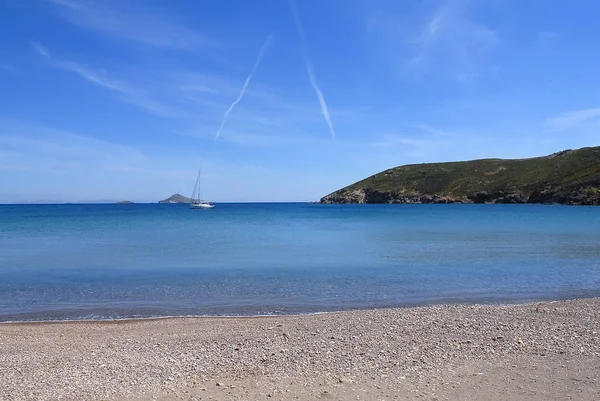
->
{"left": 0, "top": 203, "right": 599, "bottom": 321}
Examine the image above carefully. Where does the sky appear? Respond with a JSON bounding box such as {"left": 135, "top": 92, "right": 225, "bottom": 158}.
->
{"left": 1, "top": 0, "right": 600, "bottom": 203}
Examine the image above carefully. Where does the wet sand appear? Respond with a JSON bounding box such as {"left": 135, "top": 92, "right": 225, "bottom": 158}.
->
{"left": 1, "top": 298, "right": 599, "bottom": 400}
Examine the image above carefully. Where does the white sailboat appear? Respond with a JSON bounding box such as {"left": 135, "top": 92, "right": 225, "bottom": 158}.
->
{"left": 190, "top": 169, "right": 215, "bottom": 209}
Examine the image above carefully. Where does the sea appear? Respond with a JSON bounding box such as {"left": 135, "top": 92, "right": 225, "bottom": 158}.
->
{"left": 1, "top": 203, "right": 599, "bottom": 322}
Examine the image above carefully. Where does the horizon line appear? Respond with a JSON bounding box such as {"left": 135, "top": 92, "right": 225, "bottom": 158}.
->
{"left": 0, "top": 200, "right": 320, "bottom": 205}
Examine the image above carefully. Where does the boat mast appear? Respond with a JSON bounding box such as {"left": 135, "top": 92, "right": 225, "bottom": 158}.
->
{"left": 198, "top": 168, "right": 202, "bottom": 201}
{"left": 191, "top": 168, "right": 201, "bottom": 202}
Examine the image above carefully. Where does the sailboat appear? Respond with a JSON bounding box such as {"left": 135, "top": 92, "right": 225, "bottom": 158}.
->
{"left": 190, "top": 169, "right": 215, "bottom": 209}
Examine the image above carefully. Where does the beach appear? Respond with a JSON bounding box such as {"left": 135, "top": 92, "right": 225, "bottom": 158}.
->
{"left": 1, "top": 298, "right": 599, "bottom": 400}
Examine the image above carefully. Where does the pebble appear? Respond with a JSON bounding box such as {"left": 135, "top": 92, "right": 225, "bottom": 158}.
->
{"left": 1, "top": 298, "right": 599, "bottom": 400}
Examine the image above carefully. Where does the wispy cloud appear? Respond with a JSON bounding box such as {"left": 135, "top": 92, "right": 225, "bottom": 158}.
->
{"left": 537, "top": 30, "right": 559, "bottom": 49}
{"left": 31, "top": 41, "right": 50, "bottom": 57}
{"left": 54, "top": 61, "right": 128, "bottom": 93}
{"left": 364, "top": 122, "right": 459, "bottom": 161}
{"left": 546, "top": 108, "right": 600, "bottom": 130}
{"left": 33, "top": 41, "right": 133, "bottom": 92}
{"left": 0, "top": 64, "right": 21, "bottom": 75}
{"left": 0, "top": 119, "right": 147, "bottom": 173}
{"left": 411, "top": 1, "right": 498, "bottom": 78}
{"left": 32, "top": 41, "right": 199, "bottom": 118}
{"left": 288, "top": 0, "right": 336, "bottom": 139}
{"left": 214, "top": 33, "right": 273, "bottom": 141}
{"left": 375, "top": 134, "right": 444, "bottom": 149}
{"left": 369, "top": 0, "right": 498, "bottom": 81}
{"left": 0, "top": 120, "right": 216, "bottom": 202}
{"left": 411, "top": 124, "right": 454, "bottom": 137}
{"left": 48, "top": 0, "right": 215, "bottom": 51}
{"left": 31, "top": 40, "right": 338, "bottom": 146}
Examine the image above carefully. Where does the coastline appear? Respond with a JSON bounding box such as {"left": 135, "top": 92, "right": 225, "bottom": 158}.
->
{"left": 4, "top": 289, "right": 600, "bottom": 324}
{"left": 0, "top": 292, "right": 598, "bottom": 325}
{"left": 1, "top": 297, "right": 598, "bottom": 400}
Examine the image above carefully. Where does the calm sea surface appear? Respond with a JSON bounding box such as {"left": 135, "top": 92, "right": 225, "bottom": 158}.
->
{"left": 0, "top": 203, "right": 599, "bottom": 321}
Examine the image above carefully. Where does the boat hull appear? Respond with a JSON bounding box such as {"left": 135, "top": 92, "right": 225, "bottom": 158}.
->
{"left": 190, "top": 203, "right": 215, "bottom": 209}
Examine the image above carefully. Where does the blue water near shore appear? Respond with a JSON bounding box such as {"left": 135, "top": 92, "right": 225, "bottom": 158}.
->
{"left": 1, "top": 203, "right": 599, "bottom": 322}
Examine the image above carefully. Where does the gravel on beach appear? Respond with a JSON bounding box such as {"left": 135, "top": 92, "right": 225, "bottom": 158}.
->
{"left": 1, "top": 298, "right": 599, "bottom": 400}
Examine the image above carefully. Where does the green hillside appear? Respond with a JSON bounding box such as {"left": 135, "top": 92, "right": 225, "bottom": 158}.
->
{"left": 320, "top": 146, "right": 600, "bottom": 205}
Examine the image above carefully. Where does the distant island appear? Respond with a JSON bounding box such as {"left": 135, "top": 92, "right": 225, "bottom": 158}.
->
{"left": 320, "top": 146, "right": 600, "bottom": 205}
{"left": 116, "top": 200, "right": 134, "bottom": 204}
{"left": 158, "top": 194, "right": 192, "bottom": 204}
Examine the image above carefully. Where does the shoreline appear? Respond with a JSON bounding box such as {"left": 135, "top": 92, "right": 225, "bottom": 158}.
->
{"left": 0, "top": 311, "right": 330, "bottom": 326}
{"left": 3, "top": 292, "right": 600, "bottom": 325}
{"left": 2, "top": 297, "right": 599, "bottom": 400}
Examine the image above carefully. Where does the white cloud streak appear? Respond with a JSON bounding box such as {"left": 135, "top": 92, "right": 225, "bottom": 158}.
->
{"left": 214, "top": 33, "right": 273, "bottom": 141}
{"left": 288, "top": 0, "right": 336, "bottom": 139}
{"left": 546, "top": 108, "right": 600, "bottom": 130}
{"left": 48, "top": 0, "right": 215, "bottom": 51}
{"left": 0, "top": 64, "right": 22, "bottom": 76}
{"left": 411, "top": 1, "right": 498, "bottom": 78}
{"left": 374, "top": 133, "right": 444, "bottom": 149}
{"left": 56, "top": 61, "right": 128, "bottom": 92}
{"left": 31, "top": 41, "right": 198, "bottom": 118}
{"left": 31, "top": 41, "right": 50, "bottom": 57}
{"left": 32, "top": 41, "right": 130, "bottom": 92}
{"left": 31, "top": 40, "right": 339, "bottom": 138}
{"left": 369, "top": 0, "right": 498, "bottom": 82}
{"left": 0, "top": 120, "right": 147, "bottom": 173}
{"left": 411, "top": 124, "right": 454, "bottom": 137}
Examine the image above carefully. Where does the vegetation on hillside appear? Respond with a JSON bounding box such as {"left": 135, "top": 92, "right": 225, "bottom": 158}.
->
{"left": 321, "top": 146, "right": 600, "bottom": 205}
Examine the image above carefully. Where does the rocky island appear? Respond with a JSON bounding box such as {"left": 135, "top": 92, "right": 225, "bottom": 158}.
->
{"left": 158, "top": 194, "right": 192, "bottom": 204}
{"left": 321, "top": 146, "right": 600, "bottom": 205}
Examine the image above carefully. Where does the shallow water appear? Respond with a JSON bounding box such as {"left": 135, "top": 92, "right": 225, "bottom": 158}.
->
{"left": 1, "top": 203, "right": 599, "bottom": 321}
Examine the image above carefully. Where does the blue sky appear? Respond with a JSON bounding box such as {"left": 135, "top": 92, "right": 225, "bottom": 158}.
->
{"left": 1, "top": 0, "right": 600, "bottom": 202}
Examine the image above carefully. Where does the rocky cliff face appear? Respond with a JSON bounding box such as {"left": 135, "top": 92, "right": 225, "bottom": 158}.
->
{"left": 320, "top": 187, "right": 600, "bottom": 205}
{"left": 320, "top": 189, "right": 465, "bottom": 204}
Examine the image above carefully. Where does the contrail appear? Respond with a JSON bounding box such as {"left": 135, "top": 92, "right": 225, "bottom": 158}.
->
{"left": 288, "top": 0, "right": 336, "bottom": 139}
{"left": 214, "top": 33, "right": 273, "bottom": 141}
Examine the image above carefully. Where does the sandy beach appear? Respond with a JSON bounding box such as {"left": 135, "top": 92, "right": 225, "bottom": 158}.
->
{"left": 1, "top": 298, "right": 599, "bottom": 401}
